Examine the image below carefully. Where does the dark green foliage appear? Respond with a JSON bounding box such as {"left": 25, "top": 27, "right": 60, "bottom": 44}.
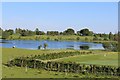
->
{"left": 93, "top": 37, "right": 99, "bottom": 41}
{"left": 44, "top": 43, "right": 48, "bottom": 49}
{"left": 38, "top": 45, "right": 42, "bottom": 50}
{"left": 5, "top": 29, "right": 14, "bottom": 35}
{"left": 35, "top": 28, "right": 39, "bottom": 35}
{"left": 109, "top": 32, "right": 114, "bottom": 40}
{"left": 0, "top": 27, "right": 3, "bottom": 36}
{"left": 114, "top": 34, "right": 118, "bottom": 41}
{"left": 39, "top": 31, "right": 45, "bottom": 35}
{"left": 20, "top": 29, "right": 28, "bottom": 36}
{"left": 63, "top": 28, "right": 75, "bottom": 35}
{"left": 80, "top": 45, "right": 89, "bottom": 50}
{"left": 47, "top": 31, "right": 59, "bottom": 35}
{"left": 31, "top": 51, "right": 93, "bottom": 60}
{"left": 111, "top": 42, "right": 118, "bottom": 52}
{"left": 79, "top": 28, "right": 91, "bottom": 36}
{"left": 2, "top": 31, "right": 10, "bottom": 39}
{"left": 8, "top": 57, "right": 120, "bottom": 76}
{"left": 15, "top": 29, "right": 35, "bottom": 36}
{"left": 103, "top": 37, "right": 109, "bottom": 41}
{"left": 47, "top": 37, "right": 50, "bottom": 40}
{"left": 2, "top": 29, "right": 14, "bottom": 39}
{"left": 76, "top": 37, "right": 80, "bottom": 40}
{"left": 54, "top": 38, "right": 59, "bottom": 41}
{"left": 85, "top": 37, "right": 89, "bottom": 41}
{"left": 102, "top": 42, "right": 111, "bottom": 51}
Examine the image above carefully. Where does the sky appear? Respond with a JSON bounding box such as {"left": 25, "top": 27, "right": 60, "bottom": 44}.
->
{"left": 2, "top": 2, "right": 118, "bottom": 33}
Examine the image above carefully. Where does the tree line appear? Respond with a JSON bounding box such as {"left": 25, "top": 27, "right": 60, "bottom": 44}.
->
{"left": 0, "top": 27, "right": 118, "bottom": 41}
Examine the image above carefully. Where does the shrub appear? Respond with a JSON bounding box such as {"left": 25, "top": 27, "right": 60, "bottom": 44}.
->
{"left": 76, "top": 37, "right": 80, "bottom": 40}
{"left": 38, "top": 45, "right": 42, "bottom": 49}
{"left": 54, "top": 38, "right": 59, "bottom": 41}
{"left": 47, "top": 37, "right": 50, "bottom": 40}
{"left": 102, "top": 42, "right": 111, "bottom": 51}
{"left": 80, "top": 45, "right": 89, "bottom": 50}
{"left": 44, "top": 43, "right": 48, "bottom": 49}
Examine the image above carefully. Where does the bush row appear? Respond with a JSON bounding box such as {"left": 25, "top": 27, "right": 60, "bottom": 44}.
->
{"left": 7, "top": 58, "right": 120, "bottom": 76}
{"left": 30, "top": 51, "right": 93, "bottom": 60}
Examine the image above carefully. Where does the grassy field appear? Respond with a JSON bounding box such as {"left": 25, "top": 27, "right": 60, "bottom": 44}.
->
{"left": 53, "top": 53, "right": 118, "bottom": 67}
{"left": 2, "top": 48, "right": 119, "bottom": 78}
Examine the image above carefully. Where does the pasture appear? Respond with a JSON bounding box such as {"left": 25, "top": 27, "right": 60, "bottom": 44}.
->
{"left": 54, "top": 53, "right": 118, "bottom": 67}
{"left": 1, "top": 48, "right": 119, "bottom": 78}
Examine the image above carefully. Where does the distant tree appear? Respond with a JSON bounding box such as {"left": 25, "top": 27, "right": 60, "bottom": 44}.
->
{"left": 35, "top": 28, "right": 40, "bottom": 35}
{"left": 20, "top": 29, "right": 28, "bottom": 36}
{"left": 60, "top": 32, "right": 63, "bottom": 35}
{"left": 4, "top": 29, "right": 14, "bottom": 35}
{"left": 44, "top": 43, "right": 48, "bottom": 49}
{"left": 47, "top": 31, "right": 59, "bottom": 35}
{"left": 2, "top": 31, "right": 10, "bottom": 39}
{"left": 93, "top": 37, "right": 99, "bottom": 41}
{"left": 93, "top": 34, "right": 99, "bottom": 41}
{"left": 63, "top": 28, "right": 75, "bottom": 35}
{"left": 103, "top": 37, "right": 109, "bottom": 41}
{"left": 109, "top": 32, "right": 114, "bottom": 40}
{"left": 39, "top": 31, "right": 45, "bottom": 35}
{"left": 27, "top": 30, "right": 35, "bottom": 36}
{"left": 0, "top": 28, "right": 3, "bottom": 36}
{"left": 79, "top": 28, "right": 91, "bottom": 36}
{"left": 15, "top": 28, "right": 22, "bottom": 34}
{"left": 114, "top": 34, "right": 118, "bottom": 41}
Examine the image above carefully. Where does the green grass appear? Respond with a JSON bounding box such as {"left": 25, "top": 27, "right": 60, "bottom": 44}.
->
{"left": 2, "top": 48, "right": 75, "bottom": 63}
{"left": 2, "top": 48, "right": 119, "bottom": 78}
{"left": 54, "top": 53, "right": 118, "bottom": 67}
{"left": 3, "top": 65, "right": 117, "bottom": 78}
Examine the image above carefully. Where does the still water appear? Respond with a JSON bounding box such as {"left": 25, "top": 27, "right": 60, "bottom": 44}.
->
{"left": 0, "top": 40, "right": 104, "bottom": 50}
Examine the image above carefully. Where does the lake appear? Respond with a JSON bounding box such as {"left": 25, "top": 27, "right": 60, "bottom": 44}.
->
{"left": 0, "top": 39, "right": 104, "bottom": 50}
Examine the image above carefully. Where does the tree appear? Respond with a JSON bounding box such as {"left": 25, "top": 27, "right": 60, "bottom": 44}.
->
{"left": 102, "top": 42, "right": 111, "bottom": 51}
{"left": 114, "top": 34, "right": 118, "bottom": 41}
{"left": 39, "top": 31, "right": 45, "bottom": 35}
{"left": 15, "top": 28, "right": 22, "bottom": 34}
{"left": 27, "top": 30, "right": 35, "bottom": 36}
{"left": 79, "top": 28, "right": 91, "bottom": 36}
{"left": 111, "top": 42, "right": 118, "bottom": 52}
{"left": 20, "top": 29, "right": 28, "bottom": 36}
{"left": 44, "top": 43, "right": 48, "bottom": 49}
{"left": 63, "top": 28, "right": 75, "bottom": 35}
{"left": 6, "top": 29, "right": 14, "bottom": 35}
{"left": 0, "top": 27, "right": 3, "bottom": 36}
{"left": 35, "top": 28, "right": 40, "bottom": 35}
{"left": 109, "top": 32, "right": 114, "bottom": 40}
{"left": 2, "top": 31, "right": 10, "bottom": 39}
{"left": 47, "top": 31, "right": 59, "bottom": 35}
